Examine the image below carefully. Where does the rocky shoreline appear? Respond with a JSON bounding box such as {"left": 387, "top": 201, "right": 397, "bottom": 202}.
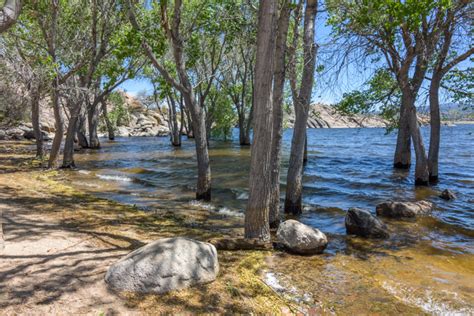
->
{"left": 0, "top": 100, "right": 465, "bottom": 141}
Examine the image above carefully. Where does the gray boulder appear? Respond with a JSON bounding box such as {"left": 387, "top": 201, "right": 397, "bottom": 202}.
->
{"left": 0, "top": 130, "right": 6, "bottom": 140}
{"left": 376, "top": 200, "right": 434, "bottom": 218}
{"left": 276, "top": 220, "right": 328, "bottom": 255}
{"left": 440, "top": 189, "right": 456, "bottom": 200}
{"left": 105, "top": 237, "right": 219, "bottom": 294}
{"left": 345, "top": 208, "right": 389, "bottom": 239}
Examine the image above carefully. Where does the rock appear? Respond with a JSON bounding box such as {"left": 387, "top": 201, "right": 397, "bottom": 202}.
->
{"left": 440, "top": 189, "right": 456, "bottom": 200}
{"left": 0, "top": 130, "right": 6, "bottom": 140}
{"left": 105, "top": 237, "right": 219, "bottom": 294}
{"left": 345, "top": 208, "right": 389, "bottom": 238}
{"left": 116, "top": 126, "right": 130, "bottom": 137}
{"left": 6, "top": 128, "right": 24, "bottom": 140}
{"left": 23, "top": 130, "right": 36, "bottom": 140}
{"left": 40, "top": 122, "right": 55, "bottom": 133}
{"left": 376, "top": 200, "right": 434, "bottom": 218}
{"left": 276, "top": 220, "right": 328, "bottom": 255}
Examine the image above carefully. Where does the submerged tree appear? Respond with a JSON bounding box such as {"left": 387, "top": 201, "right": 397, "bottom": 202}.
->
{"left": 284, "top": 0, "right": 318, "bottom": 215}
{"left": 127, "top": 0, "right": 236, "bottom": 200}
{"left": 244, "top": 0, "right": 278, "bottom": 240}
{"left": 426, "top": 0, "right": 473, "bottom": 182}
{"left": 328, "top": 0, "right": 462, "bottom": 185}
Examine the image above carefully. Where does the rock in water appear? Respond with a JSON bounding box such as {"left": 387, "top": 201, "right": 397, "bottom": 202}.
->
{"left": 345, "top": 208, "right": 389, "bottom": 238}
{"left": 276, "top": 220, "right": 328, "bottom": 255}
{"left": 440, "top": 189, "right": 456, "bottom": 200}
{"left": 105, "top": 237, "right": 219, "bottom": 294}
{"left": 376, "top": 201, "right": 434, "bottom": 218}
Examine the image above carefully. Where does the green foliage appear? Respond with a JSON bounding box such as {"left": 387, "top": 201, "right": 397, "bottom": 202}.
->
{"left": 107, "top": 92, "right": 129, "bottom": 127}
{"left": 442, "top": 66, "right": 474, "bottom": 109}
{"left": 208, "top": 89, "right": 236, "bottom": 141}
{"left": 336, "top": 69, "right": 401, "bottom": 131}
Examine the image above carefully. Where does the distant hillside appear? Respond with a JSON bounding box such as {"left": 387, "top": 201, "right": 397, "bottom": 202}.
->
{"left": 418, "top": 103, "right": 474, "bottom": 121}
{"left": 285, "top": 104, "right": 429, "bottom": 129}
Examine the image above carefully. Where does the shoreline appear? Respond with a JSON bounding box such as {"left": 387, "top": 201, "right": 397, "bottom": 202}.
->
{"left": 1, "top": 140, "right": 473, "bottom": 314}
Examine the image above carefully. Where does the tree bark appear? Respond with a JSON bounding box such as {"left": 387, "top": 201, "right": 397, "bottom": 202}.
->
{"left": 30, "top": 82, "right": 44, "bottom": 158}
{"left": 167, "top": 93, "right": 181, "bottom": 146}
{"left": 284, "top": 0, "right": 318, "bottom": 215}
{"left": 87, "top": 101, "right": 100, "bottom": 149}
{"left": 101, "top": 99, "right": 115, "bottom": 140}
{"left": 245, "top": 0, "right": 277, "bottom": 241}
{"left": 76, "top": 109, "right": 89, "bottom": 148}
{"left": 269, "top": 0, "right": 291, "bottom": 229}
{"left": 48, "top": 81, "right": 63, "bottom": 168}
{"left": 238, "top": 115, "right": 250, "bottom": 146}
{"left": 62, "top": 100, "right": 81, "bottom": 168}
{"left": 393, "top": 98, "right": 411, "bottom": 169}
{"left": 0, "top": 0, "right": 21, "bottom": 33}
{"left": 407, "top": 102, "right": 429, "bottom": 185}
{"left": 428, "top": 75, "right": 441, "bottom": 183}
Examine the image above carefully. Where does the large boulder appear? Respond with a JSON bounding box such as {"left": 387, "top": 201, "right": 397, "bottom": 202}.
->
{"left": 345, "top": 208, "right": 389, "bottom": 239}
{"left": 276, "top": 220, "right": 328, "bottom": 255}
{"left": 376, "top": 200, "right": 434, "bottom": 218}
{"left": 105, "top": 237, "right": 219, "bottom": 294}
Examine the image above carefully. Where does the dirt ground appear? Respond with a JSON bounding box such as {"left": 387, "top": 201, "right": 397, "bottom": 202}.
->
{"left": 0, "top": 141, "right": 300, "bottom": 315}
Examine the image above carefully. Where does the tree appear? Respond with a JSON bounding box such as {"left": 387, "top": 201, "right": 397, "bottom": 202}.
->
{"left": 327, "top": 0, "right": 457, "bottom": 185}
{"left": 244, "top": 0, "right": 277, "bottom": 241}
{"left": 127, "top": 0, "right": 227, "bottom": 200}
{"left": 284, "top": 0, "right": 318, "bottom": 215}
{"left": 427, "top": 0, "right": 473, "bottom": 182}
{"left": 269, "top": 0, "right": 291, "bottom": 227}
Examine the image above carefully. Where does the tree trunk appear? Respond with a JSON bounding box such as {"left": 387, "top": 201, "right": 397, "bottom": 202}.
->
{"left": 48, "top": 82, "right": 63, "bottom": 169}
{"left": 269, "top": 0, "right": 291, "bottom": 229}
{"left": 76, "top": 109, "right": 89, "bottom": 148}
{"left": 238, "top": 113, "right": 251, "bottom": 146}
{"left": 393, "top": 96, "right": 411, "bottom": 169}
{"left": 187, "top": 100, "right": 211, "bottom": 200}
{"left": 30, "top": 83, "right": 44, "bottom": 159}
{"left": 88, "top": 101, "right": 100, "bottom": 149}
{"left": 303, "top": 133, "right": 308, "bottom": 165}
{"left": 101, "top": 100, "right": 115, "bottom": 140}
{"left": 184, "top": 107, "right": 194, "bottom": 139}
{"left": 407, "top": 103, "right": 429, "bottom": 185}
{"left": 167, "top": 93, "right": 181, "bottom": 146}
{"left": 285, "top": 107, "right": 308, "bottom": 215}
{"left": 284, "top": 0, "right": 318, "bottom": 215}
{"left": 62, "top": 101, "right": 81, "bottom": 168}
{"left": 245, "top": 0, "right": 277, "bottom": 241}
{"left": 428, "top": 75, "right": 441, "bottom": 183}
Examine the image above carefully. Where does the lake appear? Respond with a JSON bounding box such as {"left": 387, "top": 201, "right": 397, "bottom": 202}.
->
{"left": 65, "top": 125, "right": 474, "bottom": 313}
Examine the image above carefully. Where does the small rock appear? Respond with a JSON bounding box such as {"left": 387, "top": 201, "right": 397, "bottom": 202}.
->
{"left": 440, "top": 189, "right": 456, "bottom": 200}
{"left": 376, "top": 200, "right": 434, "bottom": 218}
{"left": 105, "top": 237, "right": 219, "bottom": 294}
{"left": 0, "top": 130, "right": 6, "bottom": 140}
{"left": 276, "top": 219, "right": 328, "bottom": 255}
{"left": 345, "top": 208, "right": 389, "bottom": 238}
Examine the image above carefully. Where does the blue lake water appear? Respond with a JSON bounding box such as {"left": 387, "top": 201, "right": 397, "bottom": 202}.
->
{"left": 68, "top": 125, "right": 474, "bottom": 253}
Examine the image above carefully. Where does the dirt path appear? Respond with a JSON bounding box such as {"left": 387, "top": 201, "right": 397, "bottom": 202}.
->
{"left": 0, "top": 183, "right": 135, "bottom": 315}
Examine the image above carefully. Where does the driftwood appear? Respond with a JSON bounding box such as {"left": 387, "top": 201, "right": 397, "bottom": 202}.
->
{"left": 207, "top": 237, "right": 273, "bottom": 251}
